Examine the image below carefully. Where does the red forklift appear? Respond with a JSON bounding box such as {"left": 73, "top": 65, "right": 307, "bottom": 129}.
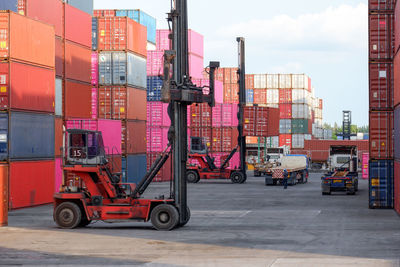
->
{"left": 53, "top": 0, "right": 220, "bottom": 230}
{"left": 187, "top": 38, "right": 248, "bottom": 184}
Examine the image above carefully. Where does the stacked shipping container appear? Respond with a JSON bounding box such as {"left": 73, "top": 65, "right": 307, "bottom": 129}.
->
{"left": 369, "top": 0, "right": 395, "bottom": 209}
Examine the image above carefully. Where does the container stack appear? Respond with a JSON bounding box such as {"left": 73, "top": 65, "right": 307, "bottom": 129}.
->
{"left": 92, "top": 9, "right": 152, "bottom": 184}
{"left": 368, "top": 0, "right": 395, "bottom": 209}
{"left": 0, "top": 10, "right": 55, "bottom": 209}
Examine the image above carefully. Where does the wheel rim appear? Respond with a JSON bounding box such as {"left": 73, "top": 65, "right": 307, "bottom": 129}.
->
{"left": 232, "top": 174, "right": 240, "bottom": 182}
{"left": 159, "top": 211, "right": 170, "bottom": 224}
{"left": 60, "top": 209, "right": 74, "bottom": 225}
{"left": 187, "top": 172, "right": 196, "bottom": 182}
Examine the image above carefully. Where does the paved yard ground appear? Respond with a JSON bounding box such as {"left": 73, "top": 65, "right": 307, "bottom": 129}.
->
{"left": 1, "top": 172, "right": 399, "bottom": 266}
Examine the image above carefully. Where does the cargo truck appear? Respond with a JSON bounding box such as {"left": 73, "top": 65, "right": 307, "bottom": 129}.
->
{"left": 321, "top": 145, "right": 358, "bottom": 195}
{"left": 253, "top": 146, "right": 288, "bottom": 176}
{"left": 265, "top": 155, "right": 309, "bottom": 186}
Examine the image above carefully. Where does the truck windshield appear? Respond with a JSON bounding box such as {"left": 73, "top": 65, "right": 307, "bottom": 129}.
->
{"left": 269, "top": 155, "right": 280, "bottom": 160}
{"left": 336, "top": 157, "right": 350, "bottom": 164}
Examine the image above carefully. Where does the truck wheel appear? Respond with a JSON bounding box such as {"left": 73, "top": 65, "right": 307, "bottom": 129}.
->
{"left": 78, "top": 217, "right": 91, "bottom": 227}
{"left": 54, "top": 202, "right": 82, "bottom": 229}
{"left": 230, "top": 171, "right": 245, "bottom": 184}
{"left": 187, "top": 170, "right": 200, "bottom": 183}
{"left": 322, "top": 191, "right": 331, "bottom": 195}
{"left": 151, "top": 204, "right": 179, "bottom": 231}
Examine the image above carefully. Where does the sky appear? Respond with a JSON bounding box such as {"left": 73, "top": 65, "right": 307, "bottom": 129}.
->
{"left": 94, "top": 0, "right": 369, "bottom": 127}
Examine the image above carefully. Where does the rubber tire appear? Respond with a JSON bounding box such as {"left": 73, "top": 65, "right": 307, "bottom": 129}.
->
{"left": 78, "top": 217, "right": 91, "bottom": 227}
{"left": 187, "top": 170, "right": 200, "bottom": 183}
{"left": 230, "top": 171, "right": 245, "bottom": 184}
{"left": 322, "top": 191, "right": 331, "bottom": 195}
{"left": 178, "top": 207, "right": 191, "bottom": 227}
{"left": 54, "top": 202, "right": 82, "bottom": 229}
{"left": 151, "top": 204, "right": 179, "bottom": 231}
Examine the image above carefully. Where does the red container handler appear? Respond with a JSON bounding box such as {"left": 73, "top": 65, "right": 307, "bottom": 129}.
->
{"left": 0, "top": 61, "right": 55, "bottom": 112}
{"left": 64, "top": 3, "right": 92, "bottom": 48}
{"left": 64, "top": 80, "right": 92, "bottom": 119}
{"left": 369, "top": 62, "right": 393, "bottom": 110}
{"left": 147, "top": 152, "right": 172, "bottom": 182}
{"left": 9, "top": 160, "right": 55, "bottom": 209}
{"left": 394, "top": 160, "right": 400, "bottom": 215}
{"left": 369, "top": 13, "right": 394, "bottom": 60}
{"left": 369, "top": 111, "right": 393, "bottom": 159}
{"left": 65, "top": 41, "right": 91, "bottom": 83}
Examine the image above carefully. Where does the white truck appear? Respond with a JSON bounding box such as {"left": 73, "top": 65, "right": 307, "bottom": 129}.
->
{"left": 265, "top": 155, "right": 309, "bottom": 186}
{"left": 253, "top": 146, "right": 289, "bottom": 176}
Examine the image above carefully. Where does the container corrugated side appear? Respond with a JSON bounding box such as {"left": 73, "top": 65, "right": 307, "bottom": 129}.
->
{"left": 369, "top": 62, "right": 393, "bottom": 110}
{"left": 65, "top": 80, "right": 92, "bottom": 119}
{"left": 65, "top": 41, "right": 91, "bottom": 83}
{"left": 369, "top": 159, "right": 394, "bottom": 209}
{"left": 369, "top": 0, "right": 394, "bottom": 11}
{"left": 64, "top": 3, "right": 91, "bottom": 47}
{"left": 369, "top": 13, "right": 394, "bottom": 60}
{"left": 369, "top": 111, "right": 393, "bottom": 159}
{"left": 126, "top": 154, "right": 147, "bottom": 184}
{"left": 147, "top": 152, "right": 172, "bottom": 182}
{"left": 123, "top": 120, "right": 146, "bottom": 154}
{"left": 92, "top": 17, "right": 98, "bottom": 51}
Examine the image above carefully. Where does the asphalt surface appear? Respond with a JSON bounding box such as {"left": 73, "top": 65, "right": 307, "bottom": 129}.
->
{"left": 1, "top": 172, "right": 400, "bottom": 266}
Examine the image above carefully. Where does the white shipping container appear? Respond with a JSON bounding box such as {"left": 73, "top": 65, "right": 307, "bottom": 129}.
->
{"left": 266, "top": 74, "right": 279, "bottom": 89}
{"left": 315, "top": 108, "right": 323, "bottom": 119}
{"left": 292, "top": 134, "right": 305, "bottom": 149}
{"left": 266, "top": 103, "right": 279, "bottom": 108}
{"left": 315, "top": 118, "right": 323, "bottom": 127}
{"left": 55, "top": 78, "right": 62, "bottom": 116}
{"left": 266, "top": 89, "right": 279, "bottom": 104}
{"left": 267, "top": 136, "right": 279, "bottom": 148}
{"left": 279, "top": 74, "right": 292, "bottom": 89}
{"left": 314, "top": 127, "right": 323, "bottom": 139}
{"left": 292, "top": 89, "right": 310, "bottom": 105}
{"left": 292, "top": 104, "right": 310, "bottom": 119}
{"left": 254, "top": 74, "right": 267, "bottom": 89}
{"left": 292, "top": 74, "right": 309, "bottom": 89}
{"left": 357, "top": 133, "right": 364, "bottom": 140}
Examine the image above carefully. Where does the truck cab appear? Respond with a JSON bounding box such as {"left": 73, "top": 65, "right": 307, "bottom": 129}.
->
{"left": 253, "top": 146, "right": 289, "bottom": 176}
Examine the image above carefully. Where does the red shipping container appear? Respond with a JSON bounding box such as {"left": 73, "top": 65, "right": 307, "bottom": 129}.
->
{"left": 369, "top": 0, "right": 394, "bottom": 11}
{"left": 319, "top": 99, "right": 323, "bottom": 110}
{"left": 245, "top": 74, "right": 254, "bottom": 89}
{"left": 396, "top": 2, "right": 400, "bottom": 54}
{"left": 98, "top": 87, "right": 146, "bottom": 120}
{"left": 65, "top": 3, "right": 91, "bottom": 47}
{"left": 18, "top": 0, "right": 64, "bottom": 37}
{"left": 268, "top": 107, "right": 280, "bottom": 136}
{"left": 190, "top": 103, "right": 212, "bottom": 127}
{"left": 0, "top": 164, "right": 8, "bottom": 226}
{"left": 147, "top": 152, "right": 172, "bottom": 182}
{"left": 308, "top": 119, "right": 312, "bottom": 134}
{"left": 369, "top": 111, "right": 393, "bottom": 159}
{"left": 0, "top": 61, "right": 55, "bottom": 112}
{"left": 303, "top": 140, "right": 369, "bottom": 162}
{"left": 279, "top": 104, "right": 292, "bottom": 119}
{"left": 0, "top": 11, "right": 55, "bottom": 68}
{"left": 212, "top": 127, "right": 238, "bottom": 152}
{"left": 65, "top": 80, "right": 92, "bottom": 119}
{"left": 93, "top": 9, "right": 116, "bottom": 17}
{"left": 190, "top": 127, "right": 212, "bottom": 149}
{"left": 394, "top": 160, "right": 400, "bottom": 215}
{"left": 9, "top": 160, "right": 55, "bottom": 209}
{"left": 223, "top": 83, "right": 239, "bottom": 104}
{"left": 55, "top": 36, "right": 64, "bottom": 78}
{"left": 279, "top": 134, "right": 292, "bottom": 148}
{"left": 244, "top": 105, "right": 278, "bottom": 137}
{"left": 369, "top": 62, "right": 393, "bottom": 109}
{"left": 65, "top": 41, "right": 91, "bottom": 83}
{"left": 394, "top": 55, "right": 400, "bottom": 106}
{"left": 369, "top": 13, "right": 394, "bottom": 60}
{"left": 97, "top": 17, "right": 147, "bottom": 57}
{"left": 122, "top": 120, "right": 146, "bottom": 154}
{"left": 254, "top": 89, "right": 267, "bottom": 104}
{"left": 279, "top": 89, "right": 292, "bottom": 103}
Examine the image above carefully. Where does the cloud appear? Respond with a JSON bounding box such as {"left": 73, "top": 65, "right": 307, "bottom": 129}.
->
{"left": 217, "top": 3, "right": 368, "bottom": 52}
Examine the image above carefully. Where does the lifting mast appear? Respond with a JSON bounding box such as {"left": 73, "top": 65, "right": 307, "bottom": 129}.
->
{"left": 237, "top": 37, "right": 247, "bottom": 179}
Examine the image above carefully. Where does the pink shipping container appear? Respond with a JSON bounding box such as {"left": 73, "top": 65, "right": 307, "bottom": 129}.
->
{"left": 66, "top": 119, "right": 122, "bottom": 154}
{"left": 147, "top": 102, "right": 170, "bottom": 127}
{"left": 212, "top": 104, "right": 238, "bottom": 127}
{"left": 55, "top": 157, "right": 62, "bottom": 192}
{"left": 156, "top": 30, "right": 170, "bottom": 51}
{"left": 189, "top": 53, "right": 204, "bottom": 79}
{"left": 188, "top": 29, "right": 204, "bottom": 57}
{"left": 362, "top": 153, "right": 369, "bottom": 179}
{"left": 146, "top": 50, "right": 164, "bottom": 76}
{"left": 91, "top": 52, "right": 98, "bottom": 85}
{"left": 146, "top": 127, "right": 169, "bottom": 152}
{"left": 91, "top": 87, "right": 97, "bottom": 119}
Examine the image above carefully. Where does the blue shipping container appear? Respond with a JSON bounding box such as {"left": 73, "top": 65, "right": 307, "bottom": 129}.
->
{"left": 246, "top": 89, "right": 254, "bottom": 104}
{"left": 64, "top": 0, "right": 93, "bottom": 15}
{"left": 126, "top": 154, "right": 147, "bottom": 184}
{"left": 92, "top": 17, "right": 98, "bottom": 51}
{"left": 369, "top": 160, "right": 394, "bottom": 209}
{"left": 0, "top": 112, "right": 54, "bottom": 160}
{"left": 147, "top": 76, "right": 163, "bottom": 101}
{"left": 0, "top": 0, "right": 18, "bottom": 12}
{"left": 115, "top": 9, "right": 156, "bottom": 44}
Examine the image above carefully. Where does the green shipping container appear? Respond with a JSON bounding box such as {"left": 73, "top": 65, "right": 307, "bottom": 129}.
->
{"left": 291, "top": 119, "right": 309, "bottom": 134}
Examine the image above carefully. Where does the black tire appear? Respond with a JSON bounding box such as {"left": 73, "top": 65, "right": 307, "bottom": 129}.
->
{"left": 187, "top": 170, "right": 200, "bottom": 183}
{"left": 78, "top": 217, "right": 91, "bottom": 227}
{"left": 178, "top": 207, "right": 191, "bottom": 227}
{"left": 151, "top": 204, "right": 179, "bottom": 231}
{"left": 54, "top": 202, "right": 82, "bottom": 229}
{"left": 230, "top": 171, "right": 245, "bottom": 184}
{"left": 322, "top": 191, "right": 331, "bottom": 195}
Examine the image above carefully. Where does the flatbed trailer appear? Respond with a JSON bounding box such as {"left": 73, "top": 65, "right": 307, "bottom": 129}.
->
{"left": 321, "top": 170, "right": 358, "bottom": 195}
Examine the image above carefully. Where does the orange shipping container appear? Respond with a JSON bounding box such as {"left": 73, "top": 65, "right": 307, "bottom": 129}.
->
{"left": 0, "top": 164, "right": 7, "bottom": 226}
{"left": 64, "top": 80, "right": 92, "bottom": 119}
{"left": 55, "top": 36, "right": 64, "bottom": 77}
{"left": 65, "top": 41, "right": 91, "bottom": 83}
{"left": 223, "top": 83, "right": 239, "bottom": 104}
{"left": 0, "top": 11, "right": 55, "bottom": 68}
{"left": 55, "top": 117, "right": 63, "bottom": 156}
{"left": 0, "top": 61, "right": 55, "bottom": 112}
{"left": 64, "top": 3, "right": 91, "bottom": 48}
{"left": 122, "top": 120, "right": 146, "bottom": 154}
{"left": 97, "top": 17, "right": 147, "bottom": 57}
{"left": 245, "top": 74, "right": 254, "bottom": 89}
{"left": 98, "top": 87, "right": 147, "bottom": 120}
{"left": 254, "top": 89, "right": 267, "bottom": 104}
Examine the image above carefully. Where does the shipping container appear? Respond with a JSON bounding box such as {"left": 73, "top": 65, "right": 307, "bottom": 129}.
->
{"left": 245, "top": 74, "right": 254, "bottom": 89}
{"left": 369, "top": 62, "right": 393, "bottom": 109}
{"left": 91, "top": 52, "right": 98, "bottom": 85}
{"left": 65, "top": 80, "right": 92, "bottom": 119}
{"left": 147, "top": 76, "right": 162, "bottom": 101}
{"left": 267, "top": 74, "right": 279, "bottom": 89}
{"left": 369, "top": 160, "right": 394, "bottom": 209}
{"left": 115, "top": 9, "right": 156, "bottom": 45}
{"left": 55, "top": 78, "right": 62, "bottom": 116}
{"left": 0, "top": 61, "right": 55, "bottom": 112}
{"left": 369, "top": 111, "right": 393, "bottom": 159}
{"left": 98, "top": 86, "right": 146, "bottom": 120}
{"left": 279, "top": 119, "right": 291, "bottom": 134}
{"left": 254, "top": 74, "right": 266, "bottom": 89}
{"left": 246, "top": 89, "right": 254, "bottom": 104}
{"left": 93, "top": 9, "right": 116, "bottom": 17}
{"left": 369, "top": 0, "right": 394, "bottom": 11}
{"left": 97, "top": 17, "right": 147, "bottom": 57}
{"left": 291, "top": 119, "right": 309, "bottom": 134}
{"left": 279, "top": 89, "right": 292, "bottom": 103}
{"left": 212, "top": 127, "right": 238, "bottom": 152}
{"left": 292, "top": 134, "right": 305, "bottom": 149}
{"left": 196, "top": 79, "right": 223, "bottom": 104}
{"left": 0, "top": 11, "right": 55, "bottom": 68}
{"left": 65, "top": 41, "right": 91, "bottom": 83}
{"left": 189, "top": 53, "right": 204, "bottom": 79}
{"left": 55, "top": 37, "right": 64, "bottom": 77}
{"left": 266, "top": 89, "right": 279, "bottom": 104}
{"left": 146, "top": 126, "right": 168, "bottom": 153}
{"left": 146, "top": 50, "right": 163, "bottom": 76}
{"left": 55, "top": 157, "right": 62, "bottom": 192}
{"left": 147, "top": 102, "right": 170, "bottom": 127}
{"left": 190, "top": 127, "right": 212, "bottom": 149}
{"left": 279, "top": 104, "right": 292, "bottom": 119}
{"left": 254, "top": 89, "right": 267, "bottom": 104}
{"left": 395, "top": 106, "right": 400, "bottom": 159}
{"left": 292, "top": 104, "right": 310, "bottom": 119}
{"left": 244, "top": 105, "right": 278, "bottom": 137}
{"left": 394, "top": 160, "right": 400, "bottom": 214}
{"left": 279, "top": 134, "right": 292, "bottom": 148}
{"left": 302, "top": 140, "right": 369, "bottom": 162}
{"left": 267, "top": 136, "right": 279, "bottom": 148}
{"left": 0, "top": 164, "right": 7, "bottom": 226}
{"left": 0, "top": 1, "right": 18, "bottom": 12}
{"left": 396, "top": 2, "right": 400, "bottom": 55}
{"left": 279, "top": 74, "right": 291, "bottom": 89}
{"left": 64, "top": 3, "right": 91, "bottom": 47}
{"left": 92, "top": 17, "right": 98, "bottom": 51}
{"left": 362, "top": 153, "right": 369, "bottom": 179}
{"left": 9, "top": 160, "right": 55, "bottom": 209}
{"left": 147, "top": 152, "right": 172, "bottom": 182}
{"left": 122, "top": 120, "right": 146, "bottom": 154}
{"left": 54, "top": 117, "right": 63, "bottom": 156}
{"left": 223, "top": 83, "right": 239, "bottom": 104}
{"left": 126, "top": 154, "right": 147, "bottom": 184}
{"left": 190, "top": 103, "right": 211, "bottom": 127}
{"left": 156, "top": 29, "right": 170, "bottom": 51}
{"left": 369, "top": 13, "right": 394, "bottom": 60}
{"left": 292, "top": 89, "right": 310, "bottom": 105}
{"left": 394, "top": 55, "right": 400, "bottom": 106}
{"left": 291, "top": 74, "right": 309, "bottom": 89}
{"left": 188, "top": 29, "right": 204, "bottom": 57}
{"left": 212, "top": 104, "right": 238, "bottom": 127}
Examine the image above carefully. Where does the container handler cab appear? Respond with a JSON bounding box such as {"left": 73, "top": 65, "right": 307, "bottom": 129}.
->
{"left": 187, "top": 38, "right": 248, "bottom": 183}
{"left": 321, "top": 145, "right": 359, "bottom": 195}
{"left": 53, "top": 0, "right": 220, "bottom": 230}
